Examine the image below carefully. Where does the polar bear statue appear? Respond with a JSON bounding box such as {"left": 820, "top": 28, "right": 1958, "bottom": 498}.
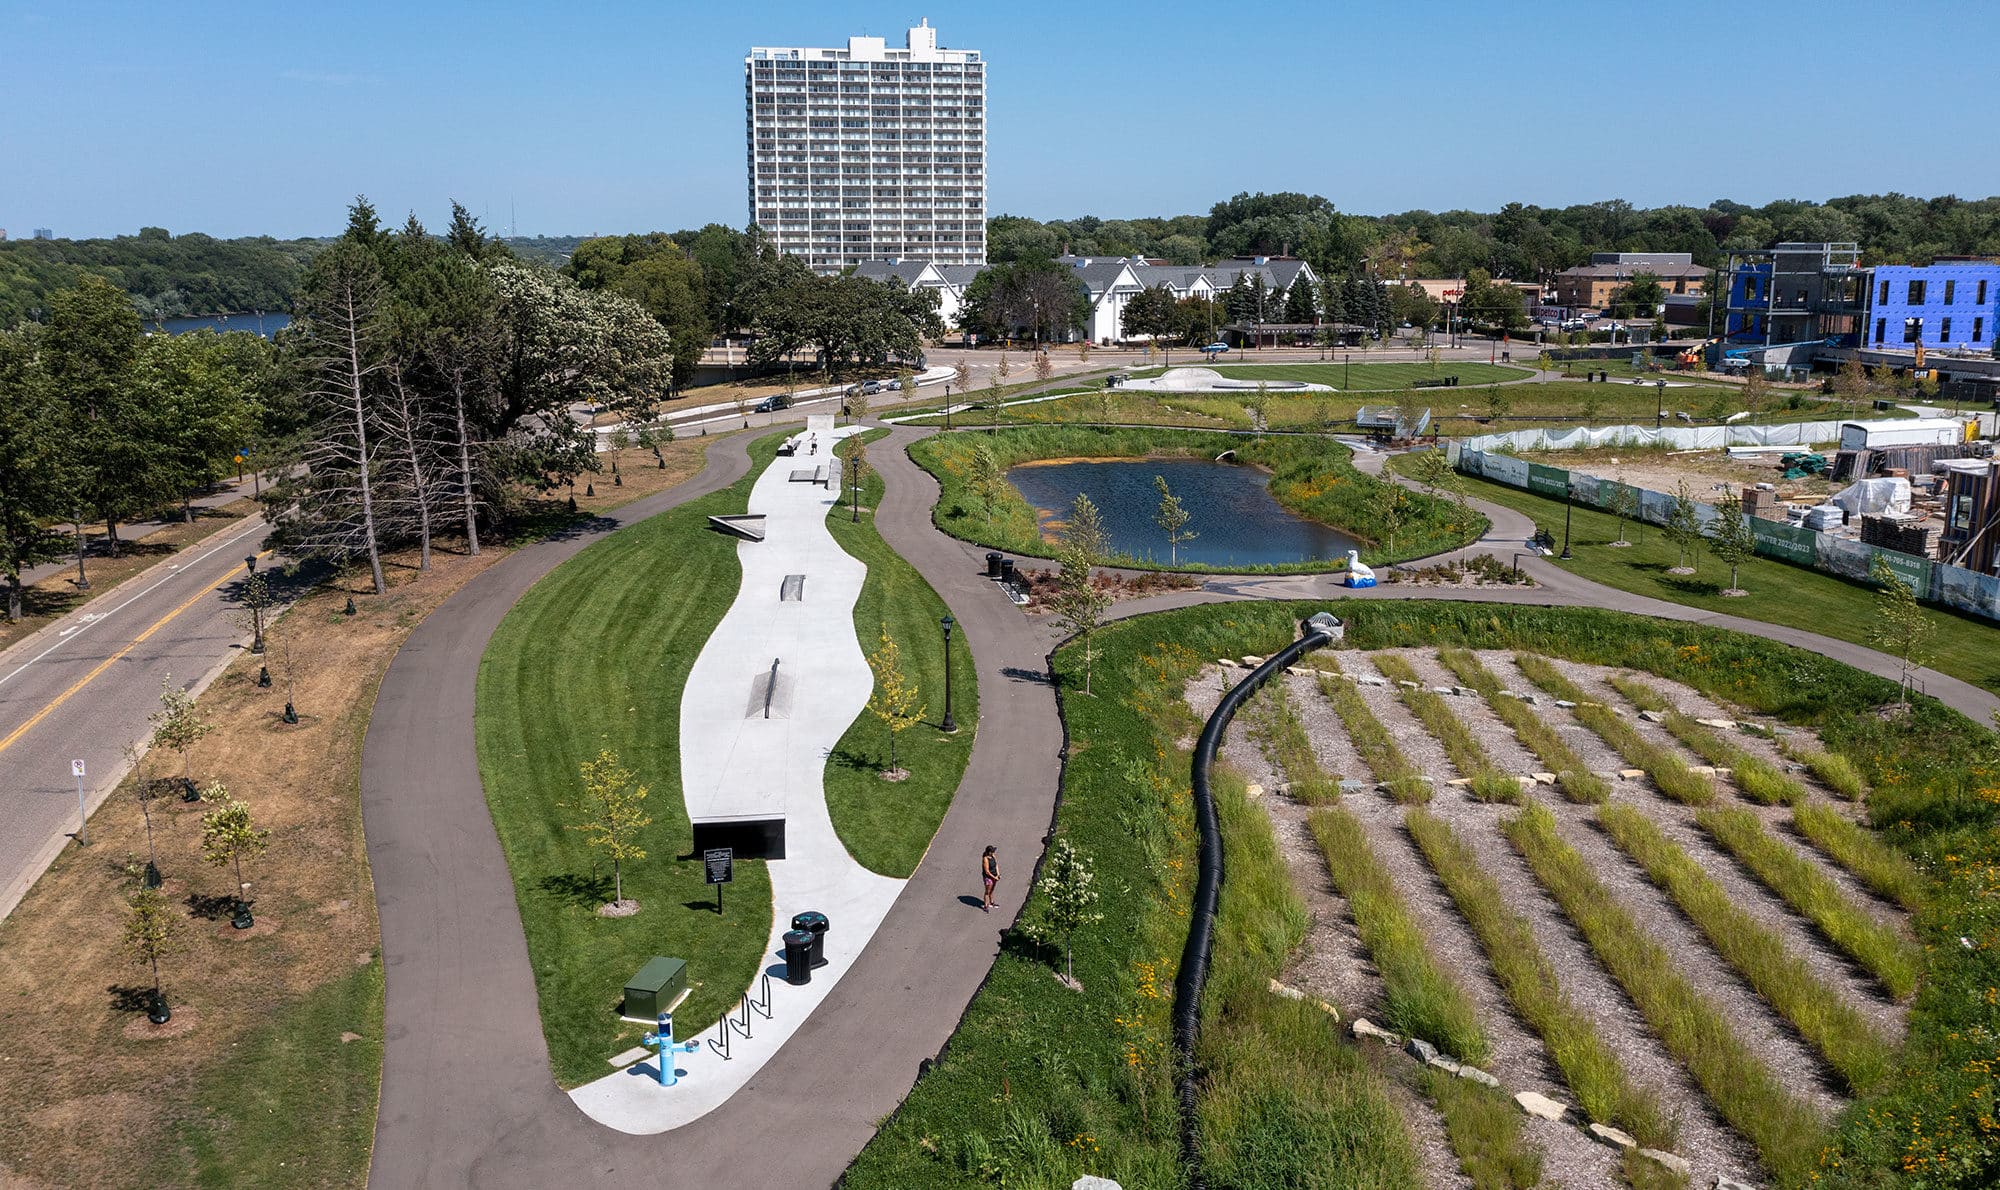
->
{"left": 1343, "top": 549, "right": 1377, "bottom": 588}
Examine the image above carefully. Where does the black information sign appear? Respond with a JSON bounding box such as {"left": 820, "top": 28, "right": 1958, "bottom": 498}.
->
{"left": 704, "top": 847, "right": 733, "bottom": 914}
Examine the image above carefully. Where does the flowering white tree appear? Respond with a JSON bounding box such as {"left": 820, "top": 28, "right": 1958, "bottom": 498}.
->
{"left": 1021, "top": 838, "right": 1103, "bottom": 989}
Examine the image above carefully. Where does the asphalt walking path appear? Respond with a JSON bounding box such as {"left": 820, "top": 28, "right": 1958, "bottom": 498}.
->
{"left": 362, "top": 425, "right": 1997, "bottom": 1189}
{"left": 362, "top": 423, "right": 1070, "bottom": 1188}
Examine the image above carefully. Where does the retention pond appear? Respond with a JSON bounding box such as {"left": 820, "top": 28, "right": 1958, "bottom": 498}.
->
{"left": 1007, "top": 457, "right": 1360, "bottom": 568}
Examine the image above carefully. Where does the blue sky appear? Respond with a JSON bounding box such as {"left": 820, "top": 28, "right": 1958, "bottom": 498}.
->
{"left": 3, "top": 0, "right": 1992, "bottom": 240}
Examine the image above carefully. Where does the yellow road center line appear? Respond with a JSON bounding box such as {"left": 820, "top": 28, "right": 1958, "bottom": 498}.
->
{"left": 0, "top": 549, "right": 272, "bottom": 759}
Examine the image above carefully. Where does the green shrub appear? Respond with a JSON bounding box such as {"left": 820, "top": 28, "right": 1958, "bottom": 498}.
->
{"left": 1697, "top": 806, "right": 1920, "bottom": 1000}
{"left": 1405, "top": 808, "right": 1670, "bottom": 1145}
{"left": 1600, "top": 802, "right": 1899, "bottom": 1092}
{"left": 1791, "top": 801, "right": 1927, "bottom": 914}
{"left": 1505, "top": 802, "right": 1826, "bottom": 1186}
{"left": 1308, "top": 807, "right": 1488, "bottom": 1063}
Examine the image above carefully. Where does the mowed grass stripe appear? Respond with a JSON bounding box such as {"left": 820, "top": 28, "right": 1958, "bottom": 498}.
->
{"left": 1598, "top": 802, "right": 1898, "bottom": 1093}
{"left": 1438, "top": 648, "right": 1608, "bottom": 804}
{"left": 1696, "top": 806, "right": 1920, "bottom": 1000}
{"left": 1405, "top": 807, "right": 1671, "bottom": 1146}
{"left": 1308, "top": 807, "right": 1489, "bottom": 1063}
{"left": 477, "top": 444, "right": 777, "bottom": 1087}
{"left": 1504, "top": 803, "right": 1826, "bottom": 1186}
{"left": 1371, "top": 653, "right": 1520, "bottom": 803}
{"left": 1790, "top": 801, "right": 1927, "bottom": 913}
{"left": 1515, "top": 654, "right": 1714, "bottom": 806}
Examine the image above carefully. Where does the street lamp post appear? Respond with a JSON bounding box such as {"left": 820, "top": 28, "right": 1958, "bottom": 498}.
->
{"left": 1559, "top": 483, "right": 1574, "bottom": 560}
{"left": 944, "top": 383, "right": 952, "bottom": 432}
{"left": 1344, "top": 353, "right": 1351, "bottom": 391}
{"left": 939, "top": 614, "right": 958, "bottom": 733}
{"left": 1655, "top": 378, "right": 1667, "bottom": 427}
{"left": 244, "top": 556, "right": 265, "bottom": 654}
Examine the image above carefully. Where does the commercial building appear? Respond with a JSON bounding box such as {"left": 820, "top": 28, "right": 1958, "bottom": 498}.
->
{"left": 1863, "top": 260, "right": 2000, "bottom": 354}
{"left": 1553, "top": 252, "right": 1710, "bottom": 310}
{"left": 32, "top": 228, "right": 52, "bottom": 240}
{"left": 746, "top": 21, "right": 986, "bottom": 273}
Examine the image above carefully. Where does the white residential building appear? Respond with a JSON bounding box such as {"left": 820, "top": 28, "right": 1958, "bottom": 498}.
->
{"left": 746, "top": 21, "right": 987, "bottom": 274}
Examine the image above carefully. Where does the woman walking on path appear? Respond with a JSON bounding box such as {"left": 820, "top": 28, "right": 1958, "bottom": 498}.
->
{"left": 980, "top": 846, "right": 999, "bottom": 913}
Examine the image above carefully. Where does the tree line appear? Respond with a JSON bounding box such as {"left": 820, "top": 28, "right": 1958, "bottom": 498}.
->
{"left": 990, "top": 192, "right": 2000, "bottom": 285}
{"left": 0, "top": 228, "right": 320, "bottom": 328}
{"left": 0, "top": 197, "right": 688, "bottom": 619}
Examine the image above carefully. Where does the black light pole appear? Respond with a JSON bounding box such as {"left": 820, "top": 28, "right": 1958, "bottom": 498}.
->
{"left": 244, "top": 556, "right": 265, "bottom": 654}
{"left": 939, "top": 614, "right": 958, "bottom": 733}
{"left": 1559, "top": 483, "right": 1574, "bottom": 560}
{"left": 1656, "top": 377, "right": 1667, "bottom": 426}
{"left": 944, "top": 383, "right": 952, "bottom": 431}
{"left": 1345, "top": 352, "right": 1351, "bottom": 391}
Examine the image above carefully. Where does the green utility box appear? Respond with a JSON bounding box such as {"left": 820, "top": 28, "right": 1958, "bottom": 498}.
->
{"left": 624, "top": 956, "right": 689, "bottom": 1021}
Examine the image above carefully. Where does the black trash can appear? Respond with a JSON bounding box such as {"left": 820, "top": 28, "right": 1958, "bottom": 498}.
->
{"left": 999, "top": 558, "right": 1015, "bottom": 585}
{"left": 791, "top": 910, "right": 829, "bottom": 968}
{"left": 987, "top": 551, "right": 1003, "bottom": 579}
{"left": 782, "top": 930, "right": 815, "bottom": 986}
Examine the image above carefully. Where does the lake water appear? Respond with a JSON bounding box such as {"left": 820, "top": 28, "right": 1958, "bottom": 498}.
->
{"left": 147, "top": 312, "right": 292, "bottom": 338}
{"left": 1007, "top": 456, "right": 1360, "bottom": 568}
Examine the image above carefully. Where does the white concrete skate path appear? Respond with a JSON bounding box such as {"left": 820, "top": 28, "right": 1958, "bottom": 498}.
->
{"left": 570, "top": 425, "right": 905, "bottom": 1134}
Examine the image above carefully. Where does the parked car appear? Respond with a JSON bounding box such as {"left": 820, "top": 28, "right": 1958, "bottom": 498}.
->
{"left": 753, "top": 394, "right": 790, "bottom": 413}
{"left": 861, "top": 379, "right": 886, "bottom": 395}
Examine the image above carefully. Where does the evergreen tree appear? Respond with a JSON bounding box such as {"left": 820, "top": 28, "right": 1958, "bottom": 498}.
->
{"left": 1283, "top": 280, "right": 1317, "bottom": 323}
{"left": 1319, "top": 278, "right": 1347, "bottom": 326}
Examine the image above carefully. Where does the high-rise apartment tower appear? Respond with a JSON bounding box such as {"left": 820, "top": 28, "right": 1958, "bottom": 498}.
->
{"left": 745, "top": 20, "right": 986, "bottom": 273}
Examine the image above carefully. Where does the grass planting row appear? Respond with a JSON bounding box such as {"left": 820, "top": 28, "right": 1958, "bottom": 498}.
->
{"left": 1241, "top": 677, "right": 1341, "bottom": 804}
{"left": 1513, "top": 654, "right": 1716, "bottom": 806}
{"left": 1422, "top": 1067, "right": 1543, "bottom": 1190}
{"left": 1789, "top": 801, "right": 1927, "bottom": 914}
{"left": 1437, "top": 648, "right": 1610, "bottom": 803}
{"left": 1695, "top": 807, "right": 1920, "bottom": 1000}
{"left": 910, "top": 424, "right": 1486, "bottom": 572}
{"left": 1313, "top": 662, "right": 1430, "bottom": 803}
{"left": 1505, "top": 802, "right": 1827, "bottom": 1186}
{"left": 1597, "top": 802, "right": 1898, "bottom": 1094}
{"left": 1197, "top": 769, "right": 1422, "bottom": 1189}
{"left": 1307, "top": 807, "right": 1489, "bottom": 1063}
{"left": 1606, "top": 676, "right": 1806, "bottom": 806}
{"left": 1404, "top": 807, "right": 1672, "bottom": 1146}
{"left": 1780, "top": 739, "right": 1870, "bottom": 801}
{"left": 1370, "top": 653, "right": 1521, "bottom": 803}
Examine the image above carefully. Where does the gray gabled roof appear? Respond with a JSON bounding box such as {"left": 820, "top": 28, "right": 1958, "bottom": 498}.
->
{"left": 935, "top": 264, "right": 985, "bottom": 288}
{"left": 852, "top": 260, "right": 933, "bottom": 286}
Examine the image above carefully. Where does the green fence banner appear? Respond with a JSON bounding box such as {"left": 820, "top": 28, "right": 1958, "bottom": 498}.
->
{"left": 1526, "top": 462, "right": 1570, "bottom": 499}
{"left": 1873, "top": 548, "right": 1932, "bottom": 599}
{"left": 1749, "top": 516, "right": 1816, "bottom": 566}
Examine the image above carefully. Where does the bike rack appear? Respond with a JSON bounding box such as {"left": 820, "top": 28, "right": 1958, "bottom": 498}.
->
{"left": 707, "top": 974, "right": 776, "bottom": 1060}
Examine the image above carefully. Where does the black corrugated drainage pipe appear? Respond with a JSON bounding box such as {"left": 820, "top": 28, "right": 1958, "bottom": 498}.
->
{"left": 1174, "top": 611, "right": 1344, "bottom": 1184}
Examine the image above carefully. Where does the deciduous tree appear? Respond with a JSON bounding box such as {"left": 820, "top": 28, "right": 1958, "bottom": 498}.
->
{"left": 1707, "top": 494, "right": 1755, "bottom": 594}
{"left": 0, "top": 330, "right": 71, "bottom": 621}
{"left": 865, "top": 626, "right": 925, "bottom": 776}
{"left": 150, "top": 675, "right": 212, "bottom": 796}
{"left": 1868, "top": 555, "right": 1934, "bottom": 703}
{"left": 124, "top": 886, "right": 187, "bottom": 1022}
{"left": 1020, "top": 837, "right": 1102, "bottom": 989}
{"left": 1153, "top": 474, "right": 1197, "bottom": 565}
{"left": 1664, "top": 480, "right": 1702, "bottom": 573}
{"left": 565, "top": 749, "right": 652, "bottom": 909}
{"left": 198, "top": 782, "right": 269, "bottom": 912}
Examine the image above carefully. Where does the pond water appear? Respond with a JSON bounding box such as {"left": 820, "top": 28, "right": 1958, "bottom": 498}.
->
{"left": 1007, "top": 456, "right": 1360, "bottom": 568}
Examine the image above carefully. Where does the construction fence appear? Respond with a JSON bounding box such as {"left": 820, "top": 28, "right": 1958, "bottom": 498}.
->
{"left": 1452, "top": 420, "right": 1846, "bottom": 454}
{"left": 1452, "top": 445, "right": 2000, "bottom": 625}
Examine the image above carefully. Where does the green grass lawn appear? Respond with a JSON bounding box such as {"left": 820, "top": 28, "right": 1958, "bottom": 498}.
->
{"left": 152, "top": 962, "right": 383, "bottom": 1188}
{"left": 1208, "top": 361, "right": 1530, "bottom": 389}
{"left": 476, "top": 434, "right": 781, "bottom": 1088}
{"left": 914, "top": 425, "right": 1484, "bottom": 571}
{"left": 846, "top": 601, "right": 1419, "bottom": 1189}
{"left": 824, "top": 432, "right": 978, "bottom": 877}
{"left": 1402, "top": 459, "right": 2000, "bottom": 694}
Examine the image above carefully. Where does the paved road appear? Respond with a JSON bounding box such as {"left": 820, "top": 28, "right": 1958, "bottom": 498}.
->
{"left": 0, "top": 511, "right": 276, "bottom": 922}
{"left": 361, "top": 425, "right": 1998, "bottom": 1189}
